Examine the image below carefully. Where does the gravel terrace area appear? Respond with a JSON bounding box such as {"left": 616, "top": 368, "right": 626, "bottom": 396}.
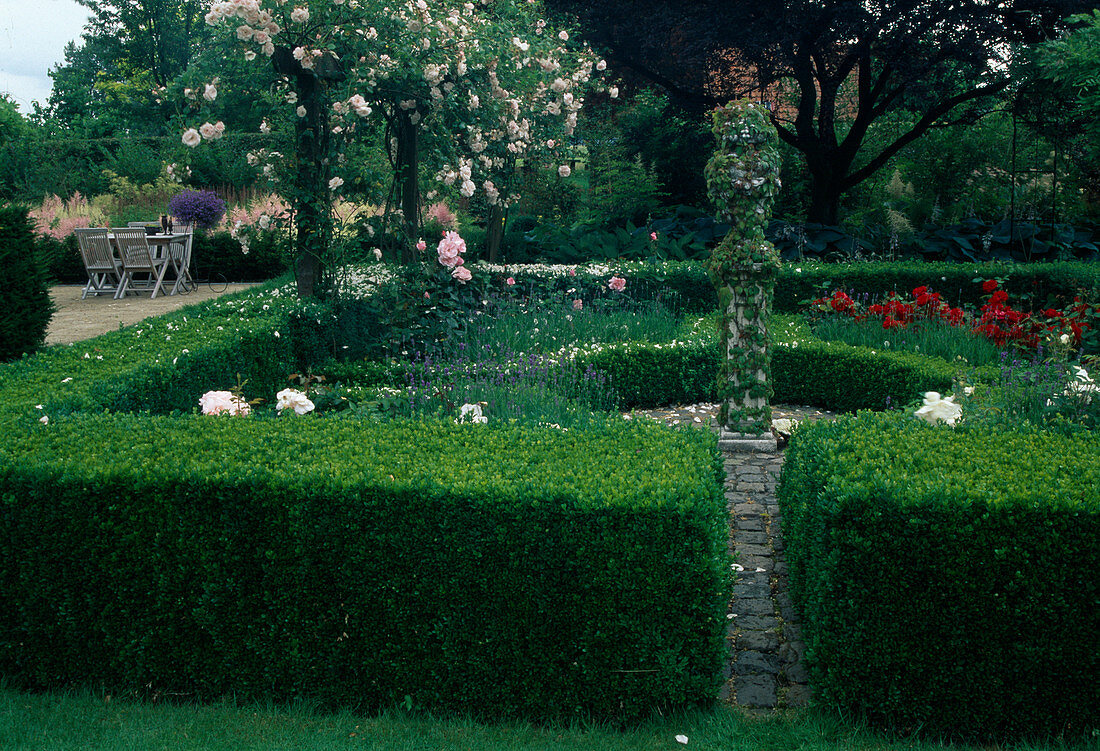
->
{"left": 45, "top": 284, "right": 258, "bottom": 346}
{"left": 46, "top": 288, "right": 828, "bottom": 711}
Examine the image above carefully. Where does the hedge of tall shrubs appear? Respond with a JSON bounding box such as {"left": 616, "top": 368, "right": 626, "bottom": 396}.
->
{"left": 0, "top": 413, "right": 728, "bottom": 722}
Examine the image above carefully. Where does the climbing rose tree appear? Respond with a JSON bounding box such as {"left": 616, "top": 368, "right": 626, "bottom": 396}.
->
{"left": 704, "top": 100, "right": 782, "bottom": 443}
{"left": 191, "top": 0, "right": 608, "bottom": 297}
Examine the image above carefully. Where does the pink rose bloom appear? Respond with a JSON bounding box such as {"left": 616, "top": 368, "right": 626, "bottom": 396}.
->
{"left": 650, "top": 232, "right": 658, "bottom": 241}
{"left": 452, "top": 266, "right": 472, "bottom": 284}
{"left": 436, "top": 231, "right": 466, "bottom": 269}
{"left": 424, "top": 291, "right": 431, "bottom": 299}
{"left": 572, "top": 299, "right": 583, "bottom": 311}
{"left": 506, "top": 277, "right": 515, "bottom": 286}
{"left": 416, "top": 238, "right": 427, "bottom": 252}
{"left": 608, "top": 275, "right": 626, "bottom": 292}
{"left": 568, "top": 267, "right": 576, "bottom": 276}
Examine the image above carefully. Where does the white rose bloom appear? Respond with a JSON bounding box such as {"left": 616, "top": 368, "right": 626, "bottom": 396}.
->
{"left": 276, "top": 388, "right": 315, "bottom": 415}
{"left": 457, "top": 403, "right": 487, "bottom": 424}
{"left": 914, "top": 392, "right": 962, "bottom": 426}
{"left": 181, "top": 128, "right": 201, "bottom": 148}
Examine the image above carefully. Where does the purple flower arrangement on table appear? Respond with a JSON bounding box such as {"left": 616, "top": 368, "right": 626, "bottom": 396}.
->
{"left": 167, "top": 189, "right": 227, "bottom": 230}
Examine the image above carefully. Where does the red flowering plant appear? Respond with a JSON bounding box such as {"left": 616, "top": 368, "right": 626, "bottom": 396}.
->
{"left": 804, "top": 279, "right": 1100, "bottom": 365}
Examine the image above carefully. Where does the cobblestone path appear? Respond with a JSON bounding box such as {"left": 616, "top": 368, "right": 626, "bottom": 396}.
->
{"left": 718, "top": 448, "right": 812, "bottom": 709}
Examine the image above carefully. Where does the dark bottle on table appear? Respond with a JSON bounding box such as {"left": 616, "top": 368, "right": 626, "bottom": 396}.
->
{"left": 161, "top": 215, "right": 168, "bottom": 233}
{"left": 167, "top": 218, "right": 173, "bottom": 234}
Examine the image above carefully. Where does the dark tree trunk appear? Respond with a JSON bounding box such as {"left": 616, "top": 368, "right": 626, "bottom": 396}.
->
{"left": 486, "top": 204, "right": 507, "bottom": 263}
{"left": 273, "top": 46, "right": 337, "bottom": 298}
{"left": 806, "top": 173, "right": 842, "bottom": 225}
{"left": 393, "top": 112, "right": 420, "bottom": 263}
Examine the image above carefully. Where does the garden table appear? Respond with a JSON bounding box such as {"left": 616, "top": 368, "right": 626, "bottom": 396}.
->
{"left": 107, "top": 231, "right": 190, "bottom": 298}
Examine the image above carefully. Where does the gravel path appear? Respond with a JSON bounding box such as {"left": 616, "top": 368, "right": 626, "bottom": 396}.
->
{"left": 46, "top": 284, "right": 258, "bottom": 346}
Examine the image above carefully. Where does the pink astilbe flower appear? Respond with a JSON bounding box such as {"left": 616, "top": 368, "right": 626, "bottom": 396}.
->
{"left": 425, "top": 201, "right": 457, "bottom": 229}
{"left": 28, "top": 192, "right": 104, "bottom": 240}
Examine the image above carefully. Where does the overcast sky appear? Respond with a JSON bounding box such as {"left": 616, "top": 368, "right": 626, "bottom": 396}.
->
{"left": 0, "top": 0, "right": 92, "bottom": 113}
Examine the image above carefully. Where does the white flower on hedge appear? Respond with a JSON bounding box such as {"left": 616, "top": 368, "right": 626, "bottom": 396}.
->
{"left": 675, "top": 735, "right": 689, "bottom": 745}
{"left": 38, "top": 415, "right": 49, "bottom": 425}
{"left": 457, "top": 402, "right": 488, "bottom": 424}
{"left": 1065, "top": 366, "right": 1098, "bottom": 403}
{"left": 914, "top": 391, "right": 961, "bottom": 426}
{"left": 276, "top": 388, "right": 315, "bottom": 415}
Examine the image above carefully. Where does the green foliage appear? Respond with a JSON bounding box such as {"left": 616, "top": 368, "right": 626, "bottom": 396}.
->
{"left": 0, "top": 413, "right": 728, "bottom": 723}
{"left": 959, "top": 354, "right": 1100, "bottom": 434}
{"left": 778, "top": 411, "right": 1100, "bottom": 738}
{"left": 600, "top": 90, "right": 713, "bottom": 207}
{"left": 812, "top": 316, "right": 1004, "bottom": 367}
{"left": 1019, "top": 10, "right": 1100, "bottom": 216}
{"left": 0, "top": 207, "right": 55, "bottom": 361}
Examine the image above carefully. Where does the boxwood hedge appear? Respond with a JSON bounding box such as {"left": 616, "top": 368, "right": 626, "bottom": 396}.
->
{"left": 777, "top": 412, "right": 1100, "bottom": 739}
{"left": 0, "top": 279, "right": 732, "bottom": 723}
{"left": 0, "top": 413, "right": 728, "bottom": 722}
{"left": 477, "top": 260, "right": 1100, "bottom": 317}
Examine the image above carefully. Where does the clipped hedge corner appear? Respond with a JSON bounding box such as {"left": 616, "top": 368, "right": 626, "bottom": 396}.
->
{"left": 777, "top": 412, "right": 1100, "bottom": 739}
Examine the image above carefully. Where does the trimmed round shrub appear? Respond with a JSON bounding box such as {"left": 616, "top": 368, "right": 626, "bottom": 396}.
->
{"left": 0, "top": 206, "right": 55, "bottom": 361}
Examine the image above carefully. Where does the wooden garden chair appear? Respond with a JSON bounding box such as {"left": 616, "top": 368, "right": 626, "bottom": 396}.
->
{"left": 111, "top": 227, "right": 171, "bottom": 299}
{"left": 168, "top": 220, "right": 196, "bottom": 294}
{"left": 74, "top": 227, "right": 121, "bottom": 299}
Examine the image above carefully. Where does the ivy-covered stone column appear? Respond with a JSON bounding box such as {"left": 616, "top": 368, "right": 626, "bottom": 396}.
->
{"left": 704, "top": 100, "right": 782, "bottom": 452}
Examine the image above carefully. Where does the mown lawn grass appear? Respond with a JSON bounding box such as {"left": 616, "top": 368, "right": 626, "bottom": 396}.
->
{"left": 1, "top": 688, "right": 1092, "bottom": 751}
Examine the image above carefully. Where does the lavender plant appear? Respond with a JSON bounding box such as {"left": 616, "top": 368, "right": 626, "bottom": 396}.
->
{"left": 167, "top": 189, "right": 227, "bottom": 230}
{"left": 959, "top": 350, "right": 1100, "bottom": 434}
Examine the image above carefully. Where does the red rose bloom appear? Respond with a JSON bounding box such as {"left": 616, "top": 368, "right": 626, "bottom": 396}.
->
{"left": 982, "top": 279, "right": 998, "bottom": 293}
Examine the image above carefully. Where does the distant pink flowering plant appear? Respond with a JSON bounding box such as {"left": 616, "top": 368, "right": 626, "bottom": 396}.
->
{"left": 608, "top": 275, "right": 626, "bottom": 292}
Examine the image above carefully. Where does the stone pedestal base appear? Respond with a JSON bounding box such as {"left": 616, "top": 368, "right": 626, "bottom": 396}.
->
{"left": 718, "top": 429, "right": 778, "bottom": 453}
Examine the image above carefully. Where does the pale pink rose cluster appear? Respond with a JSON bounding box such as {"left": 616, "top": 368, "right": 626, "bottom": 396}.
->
{"left": 206, "top": 0, "right": 282, "bottom": 57}
{"left": 199, "top": 390, "right": 251, "bottom": 416}
{"left": 183, "top": 121, "right": 225, "bottom": 147}
{"left": 436, "top": 231, "right": 473, "bottom": 284}
{"left": 608, "top": 275, "right": 626, "bottom": 292}
{"left": 437, "top": 231, "right": 466, "bottom": 269}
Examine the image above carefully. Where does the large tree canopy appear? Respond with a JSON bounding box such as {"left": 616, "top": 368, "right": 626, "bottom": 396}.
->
{"left": 1017, "top": 9, "right": 1100, "bottom": 209}
{"left": 47, "top": 0, "right": 213, "bottom": 135}
{"left": 546, "top": 0, "right": 1097, "bottom": 223}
